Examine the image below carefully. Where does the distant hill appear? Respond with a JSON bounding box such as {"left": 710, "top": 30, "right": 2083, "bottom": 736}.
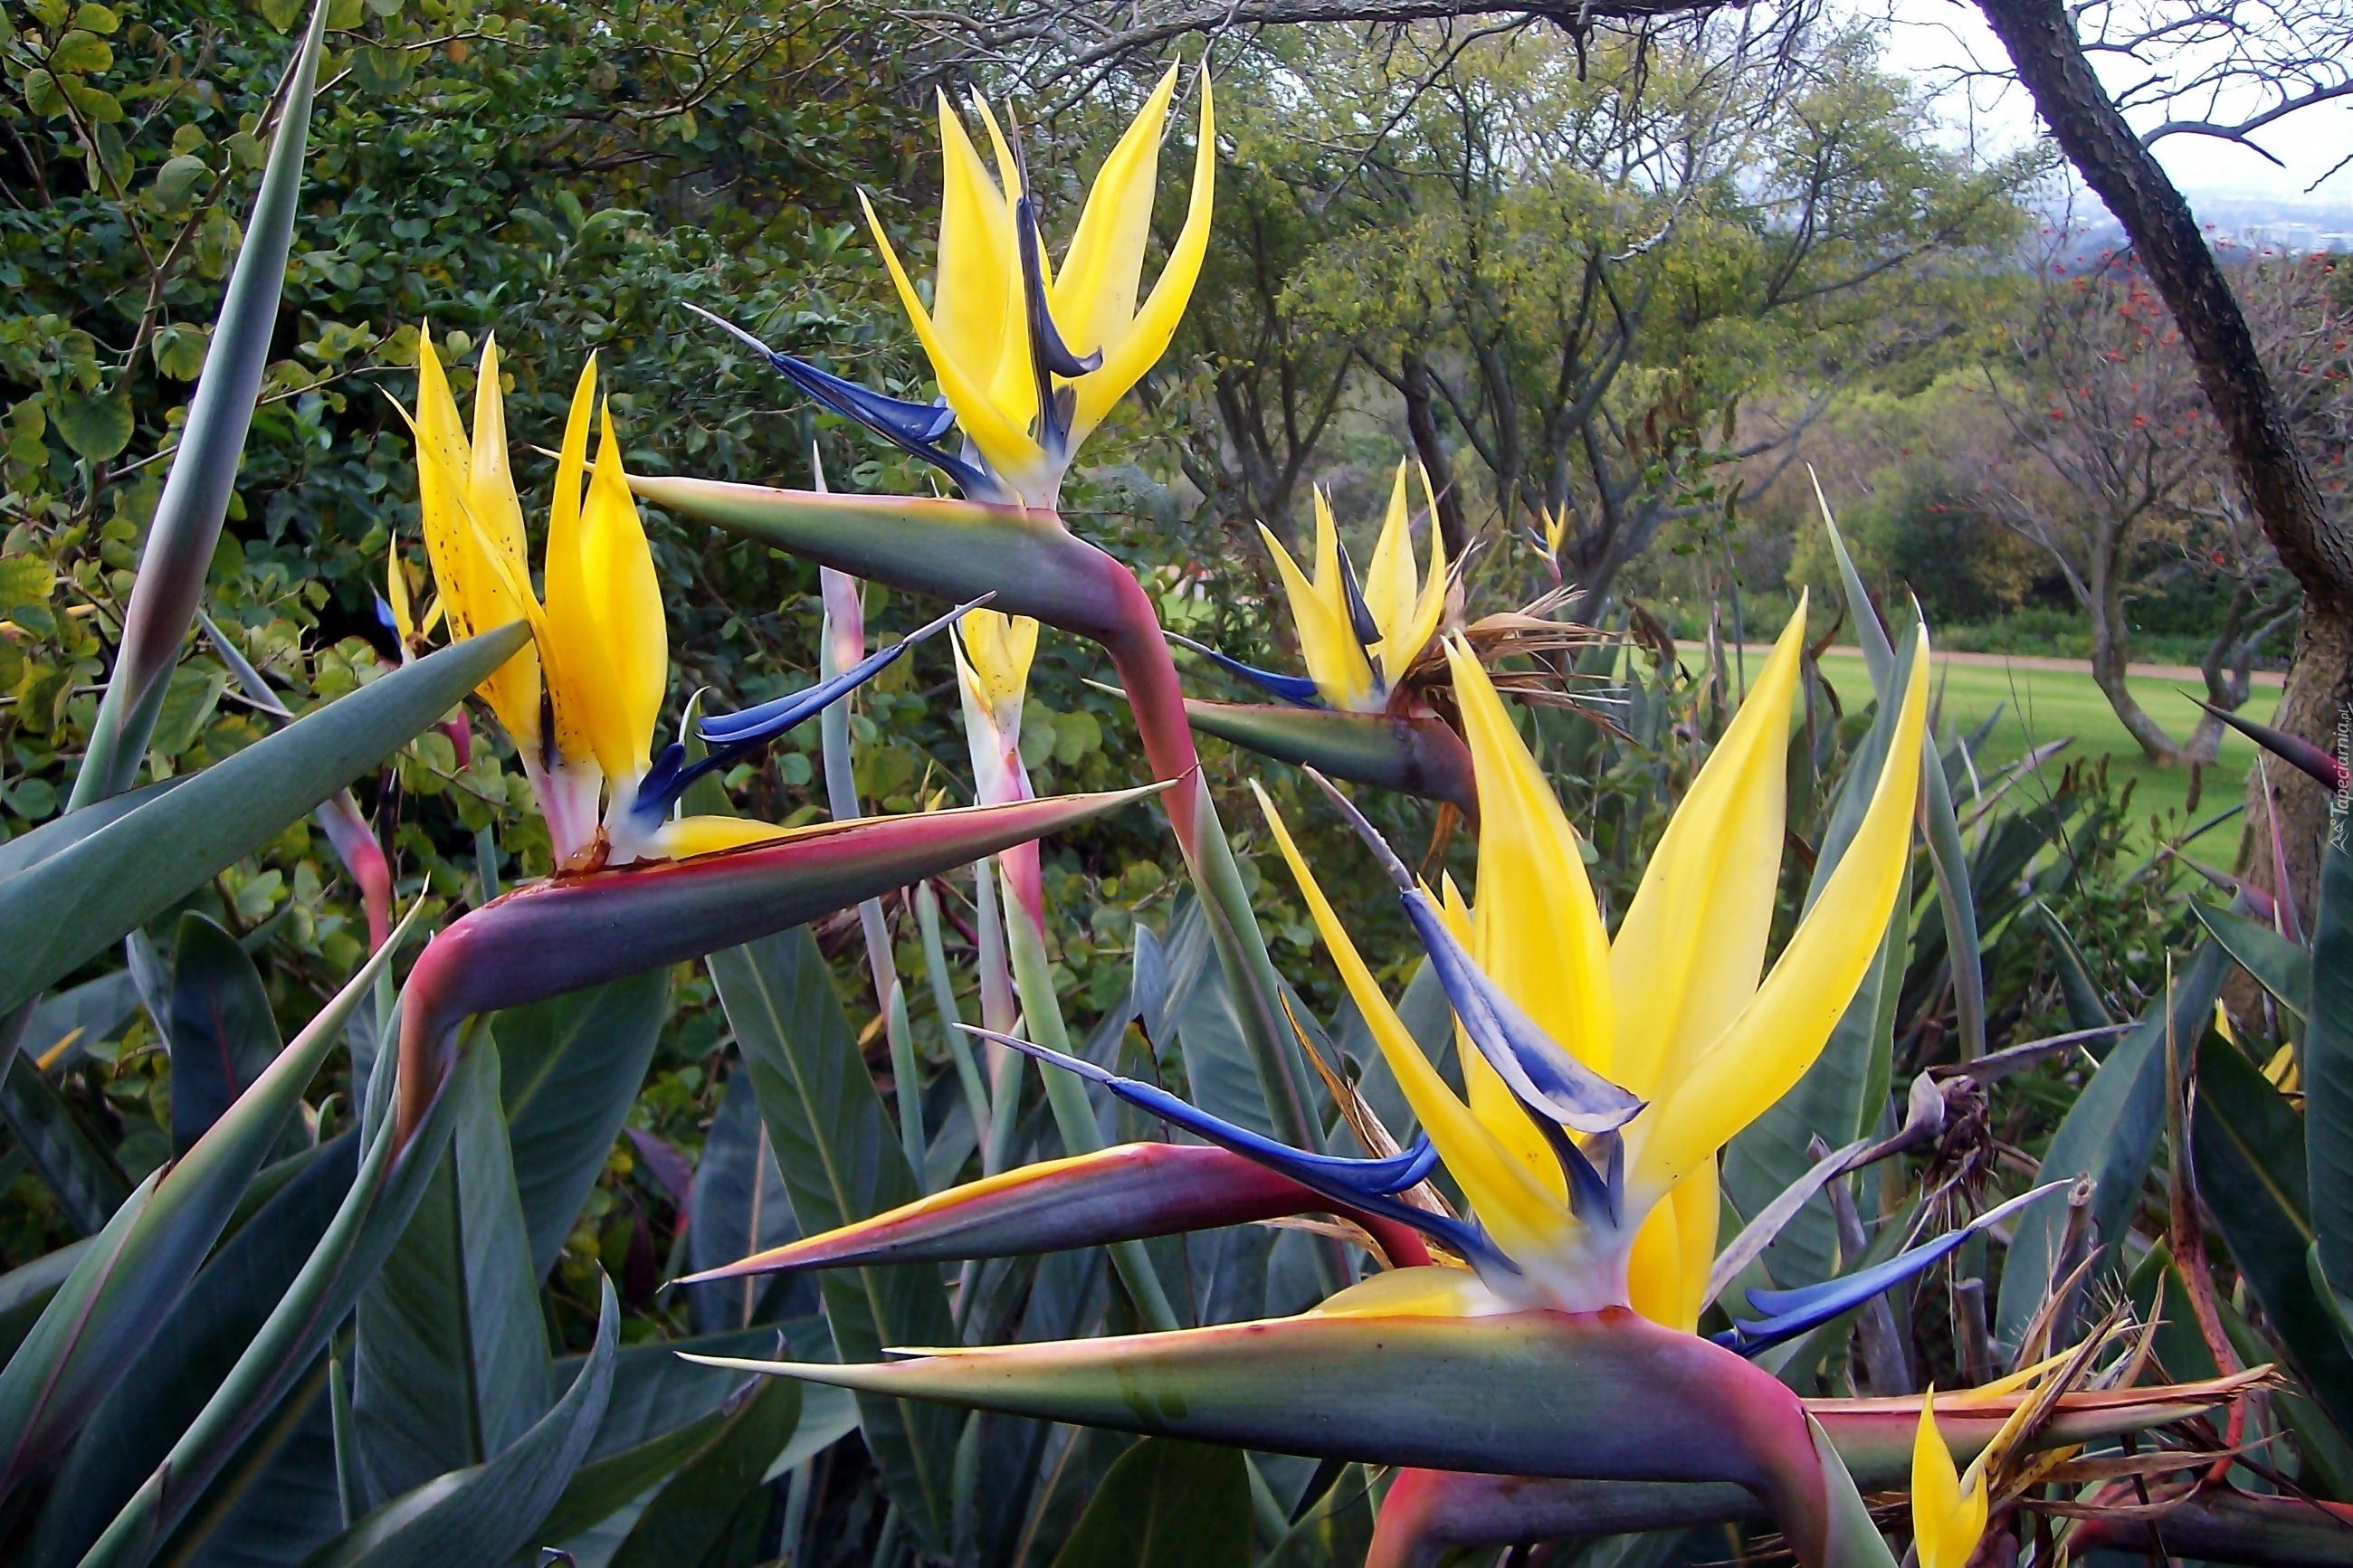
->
{"left": 2062, "top": 191, "right": 2353, "bottom": 259}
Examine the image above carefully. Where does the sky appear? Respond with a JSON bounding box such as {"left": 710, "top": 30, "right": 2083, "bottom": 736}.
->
{"left": 1851, "top": 0, "right": 2353, "bottom": 204}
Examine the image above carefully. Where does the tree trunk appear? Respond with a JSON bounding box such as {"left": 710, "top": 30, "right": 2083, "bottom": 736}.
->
{"left": 1401, "top": 351, "right": 1472, "bottom": 561}
{"left": 2087, "top": 539, "right": 2185, "bottom": 764}
{"left": 1974, "top": 0, "right": 2353, "bottom": 908}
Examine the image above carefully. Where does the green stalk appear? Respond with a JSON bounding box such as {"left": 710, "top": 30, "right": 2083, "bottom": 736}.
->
{"left": 999, "top": 866, "right": 1181, "bottom": 1334}
{"left": 916, "top": 879, "right": 993, "bottom": 1160}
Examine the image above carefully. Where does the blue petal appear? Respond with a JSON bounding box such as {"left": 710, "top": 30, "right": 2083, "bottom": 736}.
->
{"left": 1306, "top": 771, "right": 1644, "bottom": 1140}
{"left": 1335, "top": 539, "right": 1381, "bottom": 649}
{"left": 1167, "top": 633, "right": 1326, "bottom": 708}
{"left": 682, "top": 304, "right": 996, "bottom": 499}
{"left": 1711, "top": 1182, "right": 2068, "bottom": 1356}
{"left": 374, "top": 594, "right": 398, "bottom": 633}
{"left": 634, "top": 597, "right": 977, "bottom": 823}
{"left": 700, "top": 599, "right": 976, "bottom": 746}
{"left": 1015, "top": 195, "right": 1102, "bottom": 382}
{"left": 960, "top": 1022, "right": 1512, "bottom": 1274}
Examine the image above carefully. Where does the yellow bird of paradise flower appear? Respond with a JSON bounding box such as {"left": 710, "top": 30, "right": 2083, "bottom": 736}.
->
{"left": 1254, "top": 458, "right": 1449, "bottom": 713}
{"left": 1256, "top": 601, "right": 1930, "bottom": 1325}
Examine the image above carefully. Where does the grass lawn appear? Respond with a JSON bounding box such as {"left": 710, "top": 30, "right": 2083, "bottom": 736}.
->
{"left": 1804, "top": 650, "right": 2276, "bottom": 855}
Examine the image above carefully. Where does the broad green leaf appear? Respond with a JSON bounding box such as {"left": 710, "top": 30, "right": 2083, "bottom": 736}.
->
{"left": 2192, "top": 1034, "right": 2353, "bottom": 1436}
{"left": 1262, "top": 1466, "right": 1375, "bottom": 1568}
{"left": 0, "top": 1045, "right": 130, "bottom": 1233}
{"left": 495, "top": 969, "right": 669, "bottom": 1278}
{"left": 28, "top": 1135, "right": 358, "bottom": 1567}
{"left": 71, "top": 2, "right": 329, "bottom": 804}
{"left": 168, "top": 911, "right": 282, "bottom": 1155}
{"left": 710, "top": 925, "right": 959, "bottom": 1553}
{"left": 1994, "top": 940, "right": 2229, "bottom": 1343}
{"left": 686, "top": 1062, "right": 801, "bottom": 1335}
{"left": 54, "top": 381, "right": 131, "bottom": 461}
{"left": 2309, "top": 835, "right": 2353, "bottom": 1302}
{"left": 297, "top": 1277, "right": 617, "bottom": 1568}
{"left": 1169, "top": 898, "right": 1275, "bottom": 1140}
{"left": 607, "top": 1378, "right": 799, "bottom": 1568}
{"left": 2192, "top": 900, "right": 2310, "bottom": 1020}
{"left": 0, "top": 621, "right": 527, "bottom": 1020}
{"left": 355, "top": 1038, "right": 551, "bottom": 1503}
{"left": 77, "top": 1023, "right": 472, "bottom": 1568}
{"left": 2033, "top": 902, "right": 2113, "bottom": 1031}
{"left": 0, "top": 777, "right": 182, "bottom": 884}
{"left": 21, "top": 968, "right": 140, "bottom": 1071}
{"left": 538, "top": 1327, "right": 785, "bottom": 1544}
{"left": 1049, "top": 1439, "right": 1249, "bottom": 1568}
{"left": 0, "top": 915, "right": 401, "bottom": 1507}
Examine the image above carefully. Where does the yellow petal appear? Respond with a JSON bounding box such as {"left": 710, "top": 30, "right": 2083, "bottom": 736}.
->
{"left": 577, "top": 401, "right": 667, "bottom": 782}
{"left": 862, "top": 191, "right": 1046, "bottom": 496}
{"left": 1309, "top": 1267, "right": 1493, "bottom": 1318}
{"left": 934, "top": 94, "right": 1022, "bottom": 410}
{"left": 958, "top": 606, "right": 1037, "bottom": 713}
{"left": 1443, "top": 871, "right": 1564, "bottom": 1202}
{"left": 386, "top": 546, "right": 415, "bottom": 647}
{"left": 1912, "top": 1390, "right": 1988, "bottom": 1568}
{"left": 1066, "top": 71, "right": 1214, "bottom": 447}
{"left": 967, "top": 99, "right": 1043, "bottom": 429}
{"left": 1260, "top": 518, "right": 1375, "bottom": 711}
{"left": 1626, "top": 1161, "right": 1720, "bottom": 1330}
{"left": 1362, "top": 460, "right": 1419, "bottom": 652}
{"left": 1632, "top": 626, "right": 1929, "bottom": 1204}
{"left": 411, "top": 336, "right": 477, "bottom": 638}
{"left": 462, "top": 335, "right": 542, "bottom": 748}
{"left": 1376, "top": 462, "right": 1447, "bottom": 689}
{"left": 1256, "top": 783, "right": 1566, "bottom": 1266}
{"left": 1607, "top": 602, "right": 1805, "bottom": 1099}
{"left": 540, "top": 358, "right": 607, "bottom": 774}
{"left": 662, "top": 815, "right": 796, "bottom": 860}
{"left": 1052, "top": 65, "right": 1180, "bottom": 365}
{"left": 1444, "top": 639, "right": 1615, "bottom": 1077}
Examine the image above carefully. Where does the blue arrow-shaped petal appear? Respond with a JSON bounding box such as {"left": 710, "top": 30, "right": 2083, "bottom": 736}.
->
{"left": 959, "top": 1022, "right": 1513, "bottom": 1275}
{"left": 1711, "top": 1182, "right": 2068, "bottom": 1356}
{"left": 1167, "top": 633, "right": 1326, "bottom": 708}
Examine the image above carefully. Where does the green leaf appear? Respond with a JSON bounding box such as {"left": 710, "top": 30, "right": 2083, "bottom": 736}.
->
{"left": 1167, "top": 895, "right": 1276, "bottom": 1140}
{"left": 50, "top": 26, "right": 112, "bottom": 70}
{"left": 607, "top": 1378, "right": 799, "bottom": 1568}
{"left": 354, "top": 1037, "right": 551, "bottom": 1503}
{"left": 1262, "top": 1466, "right": 1374, "bottom": 1568}
{"left": 348, "top": 44, "right": 415, "bottom": 94}
{"left": 77, "top": 1019, "right": 472, "bottom": 1568}
{"left": 2195, "top": 1031, "right": 2353, "bottom": 1436}
{"left": 2309, "top": 834, "right": 2353, "bottom": 1302}
{"left": 167, "top": 911, "right": 282, "bottom": 1155}
{"left": 1994, "top": 939, "right": 2230, "bottom": 1344}
{"left": 22, "top": 969, "right": 140, "bottom": 1070}
{"left": 299, "top": 1277, "right": 618, "bottom": 1568}
{"left": 710, "top": 925, "right": 959, "bottom": 1553}
{"left": 1049, "top": 1439, "right": 1249, "bottom": 1568}
{"left": 150, "top": 323, "right": 210, "bottom": 381}
{"left": 495, "top": 969, "right": 670, "bottom": 1279}
{"left": 0, "top": 1046, "right": 129, "bottom": 1233}
{"left": 2192, "top": 900, "right": 2310, "bottom": 1020}
{"left": 0, "top": 915, "right": 401, "bottom": 1507}
{"left": 0, "top": 621, "right": 527, "bottom": 1021}
{"left": 538, "top": 1328, "right": 781, "bottom": 1544}
{"left": 54, "top": 381, "right": 131, "bottom": 461}
{"left": 685, "top": 1063, "right": 800, "bottom": 1335}
{"left": 72, "top": 3, "right": 327, "bottom": 805}
{"left": 0, "top": 554, "right": 55, "bottom": 607}
{"left": 27, "top": 1135, "right": 357, "bottom": 1568}
{"left": 2033, "top": 902, "right": 2113, "bottom": 1031}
